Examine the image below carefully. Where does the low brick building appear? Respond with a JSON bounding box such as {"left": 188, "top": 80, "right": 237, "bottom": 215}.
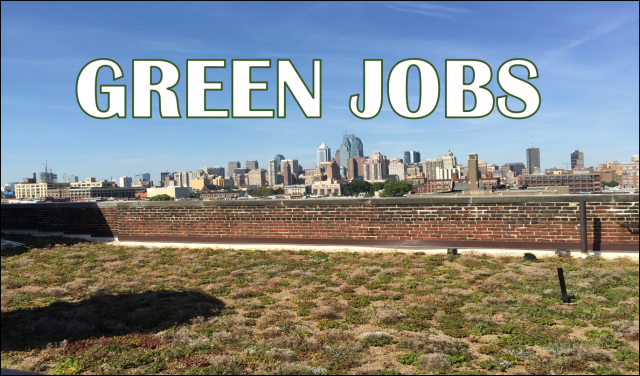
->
{"left": 518, "top": 173, "right": 602, "bottom": 193}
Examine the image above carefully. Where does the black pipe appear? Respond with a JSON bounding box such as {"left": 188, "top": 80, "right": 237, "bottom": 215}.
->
{"left": 557, "top": 267, "right": 569, "bottom": 303}
{"left": 580, "top": 201, "right": 587, "bottom": 253}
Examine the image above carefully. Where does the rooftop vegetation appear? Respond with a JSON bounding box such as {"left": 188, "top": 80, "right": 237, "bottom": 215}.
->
{"left": 1, "top": 233, "right": 638, "bottom": 375}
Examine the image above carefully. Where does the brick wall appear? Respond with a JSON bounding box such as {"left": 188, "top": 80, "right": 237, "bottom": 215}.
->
{"left": 1, "top": 202, "right": 119, "bottom": 237}
{"left": 2, "top": 195, "right": 638, "bottom": 250}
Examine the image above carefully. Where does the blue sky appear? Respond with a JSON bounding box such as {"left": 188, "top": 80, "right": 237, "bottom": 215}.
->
{"left": 1, "top": 1, "right": 638, "bottom": 184}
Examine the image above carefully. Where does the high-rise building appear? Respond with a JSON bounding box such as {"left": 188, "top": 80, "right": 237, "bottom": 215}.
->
{"left": 571, "top": 150, "right": 584, "bottom": 170}
{"left": 340, "top": 136, "right": 351, "bottom": 173}
{"left": 503, "top": 162, "right": 526, "bottom": 176}
{"left": 204, "top": 166, "right": 225, "bottom": 177}
{"left": 171, "top": 172, "right": 181, "bottom": 186}
{"left": 631, "top": 155, "right": 639, "bottom": 163}
{"left": 363, "top": 152, "right": 388, "bottom": 181}
{"left": 317, "top": 143, "right": 331, "bottom": 165}
{"left": 526, "top": 147, "right": 540, "bottom": 172}
{"left": 282, "top": 163, "right": 293, "bottom": 186}
{"left": 325, "top": 158, "right": 340, "bottom": 181}
{"left": 228, "top": 162, "right": 241, "bottom": 176}
{"left": 180, "top": 172, "right": 190, "bottom": 187}
{"left": 478, "top": 160, "right": 488, "bottom": 175}
{"left": 267, "top": 159, "right": 277, "bottom": 186}
{"left": 247, "top": 169, "right": 267, "bottom": 187}
{"left": 160, "top": 172, "right": 172, "bottom": 183}
{"left": 404, "top": 151, "right": 421, "bottom": 164}
{"left": 442, "top": 151, "right": 457, "bottom": 169}
{"left": 40, "top": 171, "right": 57, "bottom": 184}
{"left": 389, "top": 160, "right": 406, "bottom": 180}
{"left": 234, "top": 168, "right": 249, "bottom": 175}
{"left": 347, "top": 157, "right": 367, "bottom": 180}
{"left": 190, "top": 170, "right": 205, "bottom": 180}
{"left": 422, "top": 157, "right": 444, "bottom": 180}
{"left": 246, "top": 161, "right": 259, "bottom": 170}
{"left": 134, "top": 173, "right": 150, "bottom": 181}
{"left": 62, "top": 174, "right": 78, "bottom": 183}
{"left": 339, "top": 134, "right": 364, "bottom": 175}
{"left": 350, "top": 136, "right": 364, "bottom": 159}
{"left": 120, "top": 176, "right": 132, "bottom": 188}
{"left": 273, "top": 155, "right": 285, "bottom": 169}
{"left": 282, "top": 159, "right": 299, "bottom": 175}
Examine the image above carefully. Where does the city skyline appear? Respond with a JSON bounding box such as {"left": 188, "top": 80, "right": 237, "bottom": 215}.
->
{"left": 2, "top": 2, "right": 638, "bottom": 184}
{"left": 4, "top": 140, "right": 639, "bottom": 185}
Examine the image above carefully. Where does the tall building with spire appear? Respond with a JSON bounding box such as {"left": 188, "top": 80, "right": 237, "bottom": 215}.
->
{"left": 339, "top": 133, "right": 364, "bottom": 175}
{"left": 526, "top": 147, "right": 540, "bottom": 172}
{"left": 317, "top": 143, "right": 331, "bottom": 165}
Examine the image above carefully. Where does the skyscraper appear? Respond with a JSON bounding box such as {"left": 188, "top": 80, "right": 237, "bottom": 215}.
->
{"left": 347, "top": 157, "right": 367, "bottom": 180}
{"left": 134, "top": 173, "right": 150, "bottom": 181}
{"left": 62, "top": 173, "right": 78, "bottom": 183}
{"left": 571, "top": 150, "right": 584, "bottom": 170}
{"left": 339, "top": 133, "right": 364, "bottom": 175}
{"left": 120, "top": 176, "right": 132, "bottom": 188}
{"left": 180, "top": 172, "right": 190, "bottom": 187}
{"left": 422, "top": 157, "right": 444, "bottom": 180}
{"left": 282, "top": 159, "right": 299, "bottom": 175}
{"left": 273, "top": 154, "right": 285, "bottom": 171}
{"left": 246, "top": 161, "right": 259, "bottom": 170}
{"left": 317, "top": 143, "right": 331, "bottom": 165}
{"left": 442, "top": 152, "right": 457, "bottom": 169}
{"left": 204, "top": 166, "right": 225, "bottom": 177}
{"left": 350, "top": 136, "right": 364, "bottom": 158}
{"left": 267, "top": 159, "right": 277, "bottom": 186}
{"left": 282, "top": 163, "right": 292, "bottom": 185}
{"left": 40, "top": 171, "right": 57, "bottom": 184}
{"left": 340, "top": 136, "right": 351, "bottom": 173}
{"left": 363, "top": 152, "right": 388, "bottom": 181}
{"left": 404, "top": 151, "right": 421, "bottom": 164}
{"left": 526, "top": 147, "right": 540, "bottom": 172}
{"left": 228, "top": 162, "right": 241, "bottom": 176}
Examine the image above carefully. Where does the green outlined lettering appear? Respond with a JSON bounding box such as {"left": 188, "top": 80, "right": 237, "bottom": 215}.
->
{"left": 277, "top": 59, "right": 321, "bottom": 118}
{"left": 132, "top": 59, "right": 182, "bottom": 118}
{"left": 186, "top": 59, "right": 229, "bottom": 118}
{"left": 496, "top": 59, "right": 541, "bottom": 119}
{"left": 387, "top": 58, "right": 439, "bottom": 119}
{"left": 76, "top": 58, "right": 126, "bottom": 119}
{"left": 349, "top": 59, "right": 383, "bottom": 119}
{"left": 231, "top": 59, "right": 274, "bottom": 118}
{"left": 445, "top": 59, "right": 494, "bottom": 118}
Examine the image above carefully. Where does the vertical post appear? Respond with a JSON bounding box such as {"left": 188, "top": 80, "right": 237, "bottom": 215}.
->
{"left": 580, "top": 201, "right": 587, "bottom": 253}
{"left": 557, "top": 268, "right": 569, "bottom": 303}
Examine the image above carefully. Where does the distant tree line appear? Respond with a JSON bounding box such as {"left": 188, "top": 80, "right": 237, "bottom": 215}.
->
{"left": 149, "top": 194, "right": 174, "bottom": 201}
{"left": 248, "top": 187, "right": 285, "bottom": 197}
{"left": 344, "top": 180, "right": 412, "bottom": 197}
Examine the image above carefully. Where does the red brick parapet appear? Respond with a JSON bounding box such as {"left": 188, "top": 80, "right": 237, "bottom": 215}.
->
{"left": 2, "top": 195, "right": 638, "bottom": 251}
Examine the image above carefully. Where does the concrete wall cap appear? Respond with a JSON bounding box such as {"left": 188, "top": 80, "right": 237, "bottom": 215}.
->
{"left": 1, "top": 193, "right": 638, "bottom": 209}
